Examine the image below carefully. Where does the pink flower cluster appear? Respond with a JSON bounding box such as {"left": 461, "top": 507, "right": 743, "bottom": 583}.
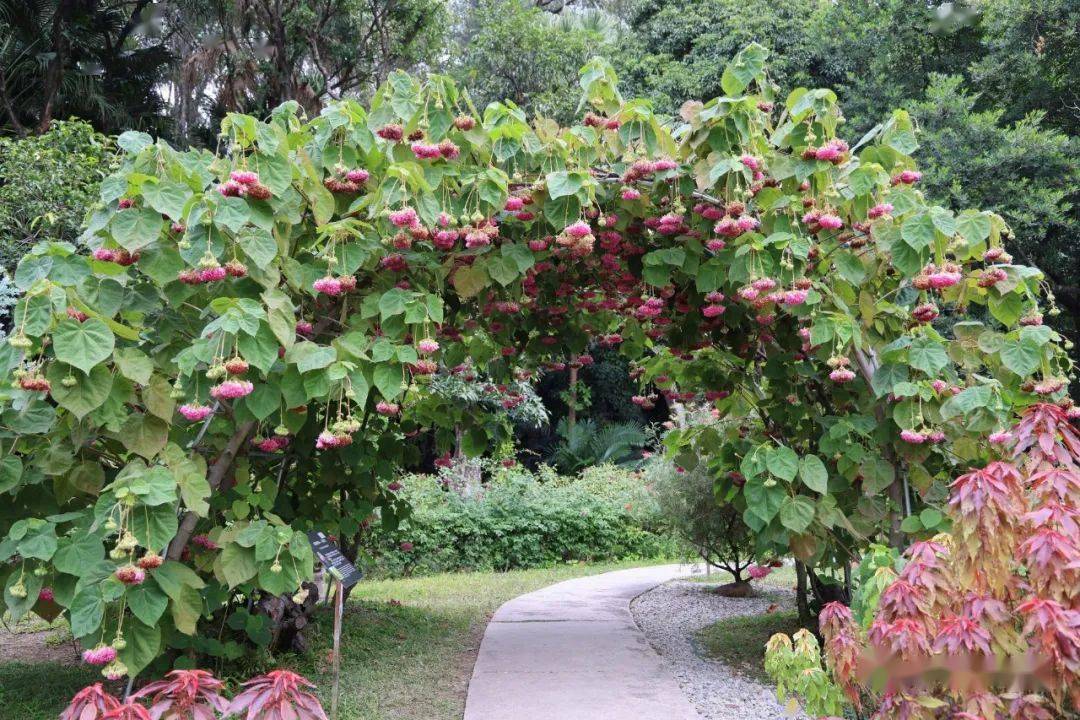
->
{"left": 417, "top": 338, "right": 439, "bottom": 354}
{"left": 830, "top": 368, "right": 856, "bottom": 383}
{"left": 115, "top": 565, "right": 146, "bottom": 585}
{"left": 316, "top": 430, "right": 354, "bottom": 450}
{"left": 915, "top": 263, "right": 963, "bottom": 290}
{"left": 714, "top": 214, "right": 759, "bottom": 238}
{"left": 564, "top": 220, "right": 592, "bottom": 238}
{"left": 82, "top": 645, "right": 117, "bottom": 666}
{"left": 747, "top": 564, "right": 773, "bottom": 580}
{"left": 389, "top": 207, "right": 419, "bottom": 228}
{"left": 92, "top": 248, "right": 139, "bottom": 266}
{"left": 218, "top": 170, "right": 271, "bottom": 200}
{"left": 178, "top": 265, "right": 229, "bottom": 285}
{"left": 802, "top": 208, "right": 843, "bottom": 232}
{"left": 900, "top": 428, "right": 947, "bottom": 444}
{"left": 868, "top": 202, "right": 894, "bottom": 219}
{"left": 251, "top": 433, "right": 287, "bottom": 451}
{"left": 892, "top": 169, "right": 922, "bottom": 185}
{"left": 810, "top": 138, "right": 849, "bottom": 163}
{"left": 376, "top": 401, "right": 400, "bottom": 416}
{"left": 179, "top": 403, "right": 214, "bottom": 422}
{"left": 313, "top": 278, "right": 341, "bottom": 297}
{"left": 210, "top": 380, "right": 254, "bottom": 400}
{"left": 192, "top": 534, "right": 219, "bottom": 550}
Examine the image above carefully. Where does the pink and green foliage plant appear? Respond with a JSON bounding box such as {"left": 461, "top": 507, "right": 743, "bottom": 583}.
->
{"left": 226, "top": 670, "right": 328, "bottom": 720}
{"left": 767, "top": 402, "right": 1079, "bottom": 719}
{"left": 60, "top": 670, "right": 326, "bottom": 720}
{"left": 102, "top": 703, "right": 154, "bottom": 720}
{"left": 60, "top": 683, "right": 122, "bottom": 720}
{"left": 130, "top": 669, "right": 230, "bottom": 720}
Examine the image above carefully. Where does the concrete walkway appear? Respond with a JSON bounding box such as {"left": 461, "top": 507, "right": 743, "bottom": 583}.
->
{"left": 464, "top": 564, "right": 701, "bottom": 720}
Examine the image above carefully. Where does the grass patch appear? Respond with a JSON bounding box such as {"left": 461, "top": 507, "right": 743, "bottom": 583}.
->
{"left": 0, "top": 663, "right": 100, "bottom": 720}
{"left": 0, "top": 559, "right": 669, "bottom": 720}
{"left": 696, "top": 609, "right": 806, "bottom": 683}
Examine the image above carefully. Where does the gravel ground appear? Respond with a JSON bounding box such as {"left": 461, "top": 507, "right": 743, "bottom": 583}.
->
{"left": 631, "top": 578, "right": 804, "bottom": 720}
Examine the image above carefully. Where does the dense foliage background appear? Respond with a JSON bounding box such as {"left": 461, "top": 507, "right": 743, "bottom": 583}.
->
{"left": 366, "top": 464, "right": 677, "bottom": 576}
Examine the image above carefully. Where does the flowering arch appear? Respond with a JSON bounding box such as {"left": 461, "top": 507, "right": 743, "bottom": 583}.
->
{"left": 0, "top": 43, "right": 1073, "bottom": 706}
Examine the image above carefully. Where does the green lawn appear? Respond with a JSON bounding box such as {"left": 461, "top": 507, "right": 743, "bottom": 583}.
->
{"left": 689, "top": 564, "right": 808, "bottom": 683}
{"left": 695, "top": 606, "right": 807, "bottom": 684}
{"left": 0, "top": 559, "right": 668, "bottom": 720}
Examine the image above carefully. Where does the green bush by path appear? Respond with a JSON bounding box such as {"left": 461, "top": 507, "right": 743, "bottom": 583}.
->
{"left": 0, "top": 121, "right": 113, "bottom": 272}
{"left": 366, "top": 465, "right": 678, "bottom": 575}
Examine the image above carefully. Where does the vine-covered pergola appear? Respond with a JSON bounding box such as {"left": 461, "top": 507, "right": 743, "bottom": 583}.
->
{"left": 1, "top": 44, "right": 1075, "bottom": 716}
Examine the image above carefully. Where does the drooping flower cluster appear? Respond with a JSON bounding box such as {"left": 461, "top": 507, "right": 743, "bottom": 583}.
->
{"left": 210, "top": 379, "right": 254, "bottom": 400}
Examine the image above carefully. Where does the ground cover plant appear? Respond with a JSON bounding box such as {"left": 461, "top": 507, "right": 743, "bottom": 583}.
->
{"left": 0, "top": 42, "right": 1074, "bottom": 718}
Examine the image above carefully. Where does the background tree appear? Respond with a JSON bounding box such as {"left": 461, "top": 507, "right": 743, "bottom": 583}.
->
{"left": 653, "top": 459, "right": 756, "bottom": 592}
{"left": 451, "top": 0, "right": 612, "bottom": 123}
{"left": 0, "top": 0, "right": 173, "bottom": 135}
{"left": 910, "top": 74, "right": 1080, "bottom": 351}
{"left": 159, "top": 0, "right": 448, "bottom": 145}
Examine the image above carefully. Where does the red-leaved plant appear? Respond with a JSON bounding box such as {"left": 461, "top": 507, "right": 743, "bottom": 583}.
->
{"left": 102, "top": 701, "right": 154, "bottom": 720}
{"left": 816, "top": 403, "right": 1080, "bottom": 718}
{"left": 226, "top": 670, "right": 328, "bottom": 720}
{"left": 59, "top": 683, "right": 121, "bottom": 720}
{"left": 59, "top": 670, "right": 327, "bottom": 720}
{"left": 130, "top": 669, "right": 229, "bottom": 720}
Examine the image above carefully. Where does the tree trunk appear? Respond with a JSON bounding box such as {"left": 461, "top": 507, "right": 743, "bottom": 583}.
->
{"left": 166, "top": 421, "right": 258, "bottom": 559}
{"left": 795, "top": 560, "right": 811, "bottom": 625}
{"left": 567, "top": 365, "right": 578, "bottom": 432}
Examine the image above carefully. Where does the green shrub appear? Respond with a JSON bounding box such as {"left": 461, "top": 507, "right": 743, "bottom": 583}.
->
{"left": 649, "top": 456, "right": 756, "bottom": 581}
{"left": 0, "top": 120, "right": 113, "bottom": 271}
{"left": 365, "top": 466, "right": 676, "bottom": 575}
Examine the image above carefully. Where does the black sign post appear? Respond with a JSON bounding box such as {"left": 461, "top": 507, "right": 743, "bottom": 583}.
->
{"left": 307, "top": 531, "right": 363, "bottom": 720}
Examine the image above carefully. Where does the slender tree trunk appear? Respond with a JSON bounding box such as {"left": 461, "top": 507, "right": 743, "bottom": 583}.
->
{"left": 795, "top": 560, "right": 811, "bottom": 625}
{"left": 166, "top": 421, "right": 258, "bottom": 559}
{"left": 38, "top": 0, "right": 75, "bottom": 132}
{"left": 567, "top": 365, "right": 578, "bottom": 432}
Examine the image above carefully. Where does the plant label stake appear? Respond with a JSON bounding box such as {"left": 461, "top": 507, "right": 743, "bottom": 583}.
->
{"left": 330, "top": 567, "right": 344, "bottom": 720}
{"left": 307, "top": 531, "right": 362, "bottom": 720}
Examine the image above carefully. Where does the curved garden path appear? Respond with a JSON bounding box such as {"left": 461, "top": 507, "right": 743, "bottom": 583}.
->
{"left": 463, "top": 564, "right": 701, "bottom": 720}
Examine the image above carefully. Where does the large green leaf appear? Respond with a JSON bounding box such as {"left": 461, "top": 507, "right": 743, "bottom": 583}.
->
{"left": 779, "top": 495, "right": 816, "bottom": 533}
{"left": 0, "top": 456, "right": 23, "bottom": 493}
{"left": 285, "top": 341, "right": 336, "bottom": 373}
{"left": 47, "top": 364, "right": 113, "bottom": 419}
{"left": 907, "top": 336, "right": 948, "bottom": 375}
{"left": 69, "top": 588, "right": 105, "bottom": 638}
{"left": 117, "top": 617, "right": 161, "bottom": 676}
{"left": 111, "top": 206, "right": 163, "bottom": 251}
{"left": 798, "top": 455, "right": 829, "bottom": 494}
{"left": 766, "top": 445, "right": 799, "bottom": 482}
{"left": 218, "top": 544, "right": 258, "bottom": 588}
{"left": 743, "top": 476, "right": 785, "bottom": 524}
{"left": 127, "top": 580, "right": 169, "bottom": 627}
{"left": 52, "top": 319, "right": 115, "bottom": 373}
{"left": 143, "top": 180, "right": 192, "bottom": 221}
{"left": 53, "top": 533, "right": 105, "bottom": 574}
{"left": 999, "top": 335, "right": 1041, "bottom": 376}
{"left": 129, "top": 503, "right": 178, "bottom": 551}
{"left": 900, "top": 211, "right": 936, "bottom": 251}
{"left": 119, "top": 414, "right": 170, "bottom": 459}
